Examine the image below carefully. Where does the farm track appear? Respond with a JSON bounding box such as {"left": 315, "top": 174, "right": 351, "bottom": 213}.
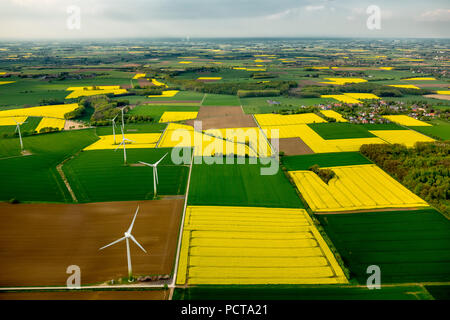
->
{"left": 56, "top": 156, "right": 78, "bottom": 203}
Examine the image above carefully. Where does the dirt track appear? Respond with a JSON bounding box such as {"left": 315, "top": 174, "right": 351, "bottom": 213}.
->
{"left": 186, "top": 106, "right": 257, "bottom": 129}
{"left": 0, "top": 200, "right": 183, "bottom": 287}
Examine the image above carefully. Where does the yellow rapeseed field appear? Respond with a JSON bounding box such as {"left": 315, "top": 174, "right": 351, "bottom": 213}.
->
{"left": 197, "top": 77, "right": 222, "bottom": 80}
{"left": 0, "top": 103, "right": 79, "bottom": 119}
{"left": 65, "top": 86, "right": 127, "bottom": 99}
{"left": 436, "top": 91, "right": 450, "bottom": 95}
{"left": 151, "top": 79, "right": 168, "bottom": 87}
{"left": 254, "top": 113, "right": 326, "bottom": 126}
{"left": 261, "top": 124, "right": 385, "bottom": 153}
{"left": 383, "top": 115, "right": 432, "bottom": 126}
{"left": 158, "top": 123, "right": 272, "bottom": 157}
{"left": 289, "top": 164, "right": 429, "bottom": 212}
{"left": 344, "top": 93, "right": 380, "bottom": 100}
{"left": 148, "top": 90, "right": 179, "bottom": 98}
{"left": 0, "top": 116, "right": 28, "bottom": 126}
{"left": 320, "top": 78, "right": 367, "bottom": 85}
{"left": 319, "top": 110, "right": 348, "bottom": 122}
{"left": 389, "top": 84, "right": 420, "bottom": 90}
{"left": 159, "top": 111, "right": 198, "bottom": 123}
{"left": 84, "top": 133, "right": 161, "bottom": 150}
{"left": 176, "top": 206, "right": 348, "bottom": 285}
{"left": 403, "top": 77, "right": 436, "bottom": 81}
{"left": 179, "top": 61, "right": 192, "bottom": 64}
{"left": 35, "top": 117, "right": 65, "bottom": 132}
{"left": 132, "top": 73, "right": 146, "bottom": 79}
{"left": 379, "top": 67, "right": 394, "bottom": 70}
{"left": 0, "top": 81, "right": 16, "bottom": 85}
{"left": 321, "top": 95, "right": 362, "bottom": 104}
{"left": 370, "top": 130, "right": 435, "bottom": 147}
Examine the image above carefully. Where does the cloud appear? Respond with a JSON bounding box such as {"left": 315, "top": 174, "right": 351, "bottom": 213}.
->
{"left": 305, "top": 5, "right": 325, "bottom": 12}
{"left": 418, "top": 8, "right": 450, "bottom": 22}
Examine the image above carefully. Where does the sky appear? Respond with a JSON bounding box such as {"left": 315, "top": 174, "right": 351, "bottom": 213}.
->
{"left": 0, "top": 0, "right": 449, "bottom": 39}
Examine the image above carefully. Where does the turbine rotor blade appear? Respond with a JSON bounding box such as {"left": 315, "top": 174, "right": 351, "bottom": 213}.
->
{"left": 155, "top": 153, "right": 168, "bottom": 166}
{"left": 127, "top": 206, "right": 140, "bottom": 233}
{"left": 138, "top": 161, "right": 152, "bottom": 166}
{"left": 114, "top": 141, "right": 124, "bottom": 151}
{"left": 99, "top": 236, "right": 126, "bottom": 250}
{"left": 130, "top": 234, "right": 147, "bottom": 253}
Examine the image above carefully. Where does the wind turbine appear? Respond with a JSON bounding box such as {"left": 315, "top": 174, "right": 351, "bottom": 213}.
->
{"left": 13, "top": 118, "right": 27, "bottom": 151}
{"left": 120, "top": 107, "right": 127, "bottom": 130}
{"left": 138, "top": 153, "right": 168, "bottom": 198}
{"left": 115, "top": 126, "right": 135, "bottom": 165}
{"left": 109, "top": 115, "right": 118, "bottom": 144}
{"left": 99, "top": 206, "right": 147, "bottom": 282}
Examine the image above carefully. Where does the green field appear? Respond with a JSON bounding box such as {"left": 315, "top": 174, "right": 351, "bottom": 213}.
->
{"left": 308, "top": 123, "right": 376, "bottom": 139}
{"left": 241, "top": 96, "right": 335, "bottom": 114}
{"left": 0, "top": 116, "right": 43, "bottom": 135}
{"left": 317, "top": 209, "right": 450, "bottom": 284}
{"left": 63, "top": 148, "right": 189, "bottom": 202}
{"left": 188, "top": 159, "right": 304, "bottom": 208}
{"left": 173, "top": 285, "right": 432, "bottom": 300}
{"left": 409, "top": 120, "right": 450, "bottom": 140}
{"left": 0, "top": 129, "right": 98, "bottom": 202}
{"left": 201, "top": 93, "right": 241, "bottom": 106}
{"left": 361, "top": 123, "right": 405, "bottom": 131}
{"left": 282, "top": 152, "right": 372, "bottom": 171}
{"left": 96, "top": 122, "right": 167, "bottom": 136}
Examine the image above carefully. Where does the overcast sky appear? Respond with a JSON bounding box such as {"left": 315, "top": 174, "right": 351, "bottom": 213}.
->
{"left": 0, "top": 0, "right": 449, "bottom": 39}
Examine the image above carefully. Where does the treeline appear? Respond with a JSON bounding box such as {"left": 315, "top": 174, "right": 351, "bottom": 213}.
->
{"left": 171, "top": 77, "right": 296, "bottom": 96}
{"left": 79, "top": 95, "right": 129, "bottom": 122}
{"left": 360, "top": 142, "right": 450, "bottom": 216}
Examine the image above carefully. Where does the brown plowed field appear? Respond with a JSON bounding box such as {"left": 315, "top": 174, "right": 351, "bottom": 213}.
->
{"left": 278, "top": 137, "right": 314, "bottom": 155}
{"left": 0, "top": 200, "right": 183, "bottom": 287}
{"left": 0, "top": 290, "right": 168, "bottom": 300}
{"left": 186, "top": 106, "right": 257, "bottom": 129}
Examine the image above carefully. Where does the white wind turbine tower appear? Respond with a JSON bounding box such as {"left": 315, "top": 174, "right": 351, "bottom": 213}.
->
{"left": 120, "top": 106, "right": 127, "bottom": 130}
{"left": 138, "top": 153, "right": 168, "bottom": 198}
{"left": 99, "top": 206, "right": 147, "bottom": 282}
{"left": 115, "top": 126, "right": 135, "bottom": 165}
{"left": 13, "top": 118, "right": 27, "bottom": 152}
{"left": 110, "top": 114, "right": 119, "bottom": 145}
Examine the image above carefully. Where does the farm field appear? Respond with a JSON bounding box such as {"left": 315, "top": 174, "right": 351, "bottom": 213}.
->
{"left": 282, "top": 152, "right": 372, "bottom": 171}
{"left": 289, "top": 164, "right": 428, "bottom": 212}
{"left": 0, "top": 200, "right": 183, "bottom": 287}
{"left": 95, "top": 123, "right": 167, "bottom": 136}
{"left": 188, "top": 161, "right": 303, "bottom": 208}
{"left": 201, "top": 93, "right": 241, "bottom": 106}
{"left": 173, "top": 285, "right": 433, "bottom": 300}
{"left": 369, "top": 129, "right": 435, "bottom": 147}
{"left": 308, "top": 123, "right": 376, "bottom": 139}
{"left": 176, "top": 206, "right": 347, "bottom": 285}
{"left": 63, "top": 148, "right": 189, "bottom": 202}
{"left": 316, "top": 209, "right": 450, "bottom": 283}
{"left": 0, "top": 289, "right": 169, "bottom": 300}
{"left": 409, "top": 119, "right": 450, "bottom": 140}
{"left": 158, "top": 123, "right": 272, "bottom": 157}
{"left": 0, "top": 130, "right": 98, "bottom": 202}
